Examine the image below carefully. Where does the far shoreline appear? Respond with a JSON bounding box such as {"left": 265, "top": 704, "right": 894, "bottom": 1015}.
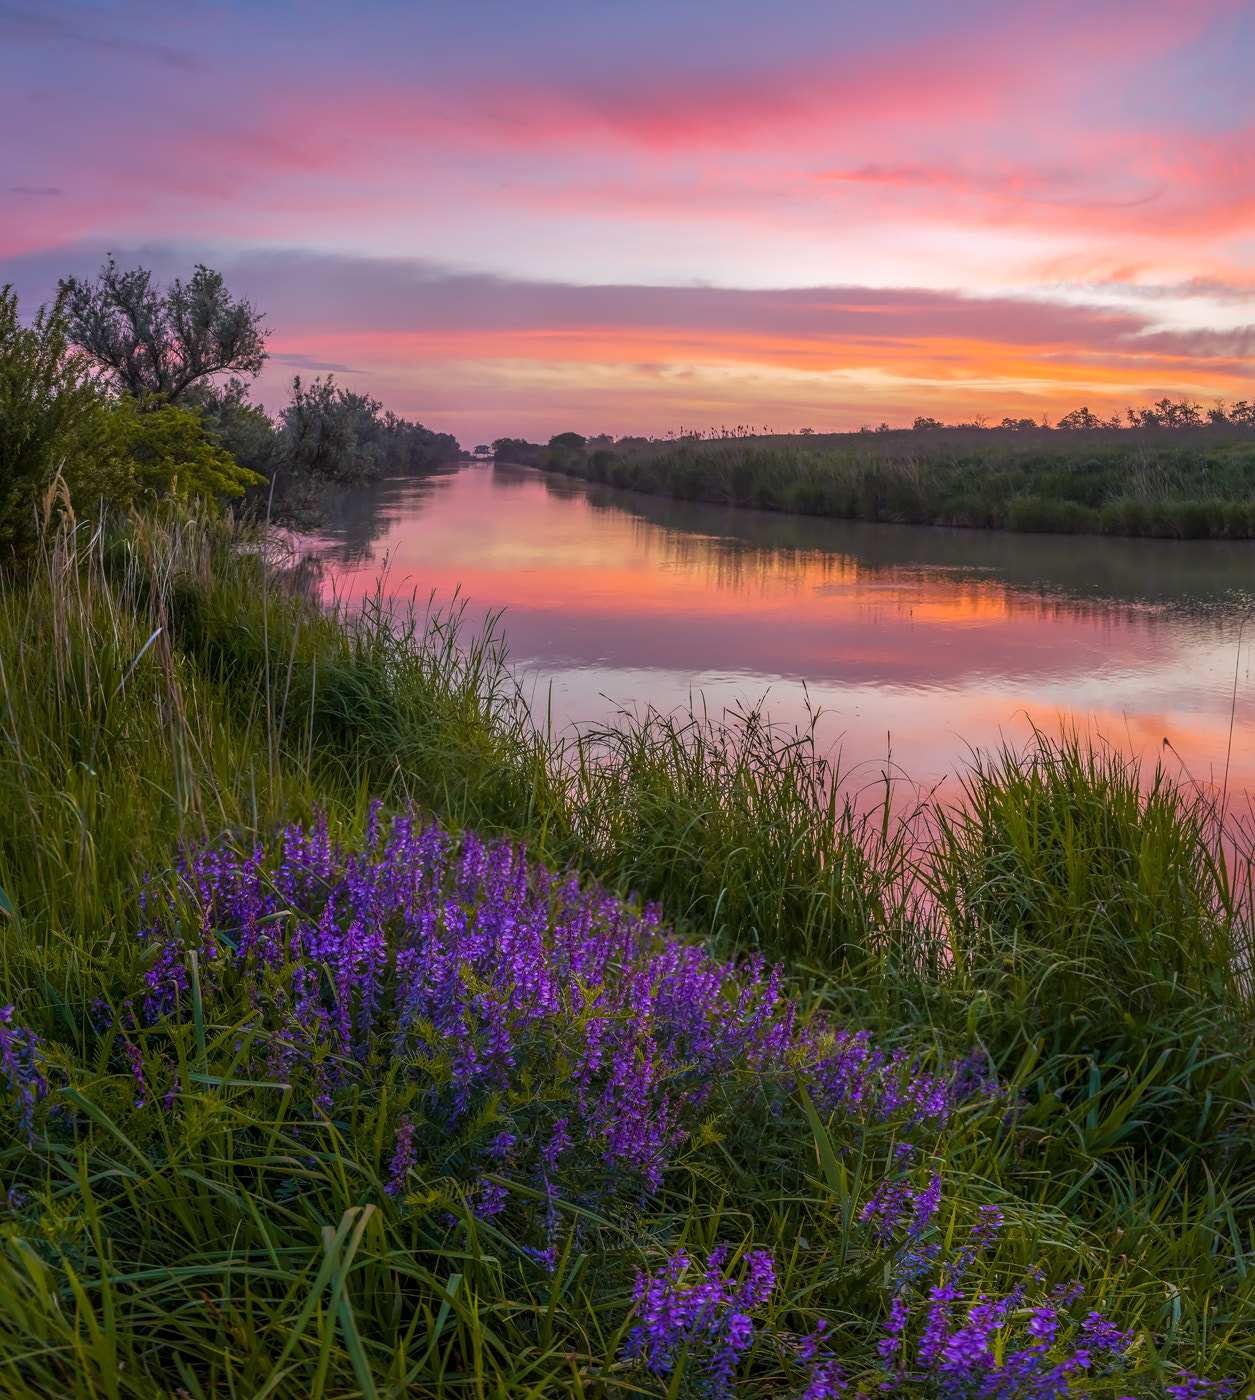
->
{"left": 494, "top": 422, "right": 1255, "bottom": 542}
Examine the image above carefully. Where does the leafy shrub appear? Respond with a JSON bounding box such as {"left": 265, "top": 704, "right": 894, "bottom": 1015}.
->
{"left": 0, "top": 286, "right": 124, "bottom": 558}
{"left": 108, "top": 393, "right": 265, "bottom": 501}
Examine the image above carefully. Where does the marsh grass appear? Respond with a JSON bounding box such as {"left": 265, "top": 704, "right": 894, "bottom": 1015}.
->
{"left": 0, "top": 509, "right": 1252, "bottom": 1395}
{"left": 552, "top": 426, "right": 1255, "bottom": 539}
{"left": 928, "top": 733, "right": 1251, "bottom": 1038}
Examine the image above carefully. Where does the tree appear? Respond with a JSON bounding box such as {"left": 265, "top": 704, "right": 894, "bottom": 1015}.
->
{"left": 59, "top": 258, "right": 268, "bottom": 407}
{"left": 376, "top": 409, "right": 460, "bottom": 472}
{"left": 492, "top": 438, "right": 544, "bottom": 466}
{"left": 186, "top": 377, "right": 281, "bottom": 482}
{"left": 280, "top": 375, "right": 383, "bottom": 487}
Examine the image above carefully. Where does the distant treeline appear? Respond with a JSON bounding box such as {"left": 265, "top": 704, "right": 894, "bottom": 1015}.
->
{"left": 917, "top": 394, "right": 1255, "bottom": 432}
{"left": 494, "top": 417, "right": 1255, "bottom": 540}
{"left": 199, "top": 375, "right": 460, "bottom": 522}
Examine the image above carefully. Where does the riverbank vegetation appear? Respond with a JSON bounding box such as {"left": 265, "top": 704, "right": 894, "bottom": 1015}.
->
{"left": 0, "top": 502, "right": 1251, "bottom": 1396}
{"left": 505, "top": 419, "right": 1255, "bottom": 540}
{"left": 5, "top": 273, "right": 1255, "bottom": 1395}
{"left": 13, "top": 265, "right": 460, "bottom": 537}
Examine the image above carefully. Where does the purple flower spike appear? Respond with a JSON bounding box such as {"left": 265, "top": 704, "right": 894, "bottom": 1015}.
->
{"left": 386, "top": 1115, "right": 416, "bottom": 1197}
{"left": 970, "top": 1203, "right": 1004, "bottom": 1250}
{"left": 1166, "top": 1374, "right": 1242, "bottom": 1400}
{"left": 0, "top": 1007, "right": 44, "bottom": 1144}
{"left": 124, "top": 1041, "right": 147, "bottom": 1109}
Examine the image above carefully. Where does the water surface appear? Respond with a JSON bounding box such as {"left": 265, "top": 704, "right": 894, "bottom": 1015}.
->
{"left": 307, "top": 464, "right": 1255, "bottom": 803}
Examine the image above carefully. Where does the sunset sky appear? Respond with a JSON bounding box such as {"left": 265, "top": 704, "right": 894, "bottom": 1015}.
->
{"left": 2, "top": 0, "right": 1253, "bottom": 443}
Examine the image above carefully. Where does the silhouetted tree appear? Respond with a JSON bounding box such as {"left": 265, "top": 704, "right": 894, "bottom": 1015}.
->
{"left": 492, "top": 437, "right": 545, "bottom": 466}
{"left": 59, "top": 259, "right": 268, "bottom": 406}
{"left": 279, "top": 375, "right": 380, "bottom": 487}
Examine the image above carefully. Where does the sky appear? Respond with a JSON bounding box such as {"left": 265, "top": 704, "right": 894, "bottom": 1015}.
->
{"left": 2, "top": 0, "right": 1253, "bottom": 444}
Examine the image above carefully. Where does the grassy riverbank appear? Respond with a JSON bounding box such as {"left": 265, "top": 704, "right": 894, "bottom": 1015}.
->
{"left": 533, "top": 427, "right": 1255, "bottom": 539}
{"left": 0, "top": 510, "right": 1252, "bottom": 1397}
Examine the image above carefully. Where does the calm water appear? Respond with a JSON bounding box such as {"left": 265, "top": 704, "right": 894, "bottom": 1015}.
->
{"left": 306, "top": 463, "right": 1255, "bottom": 803}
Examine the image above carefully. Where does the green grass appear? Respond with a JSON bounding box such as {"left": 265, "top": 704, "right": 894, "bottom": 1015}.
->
{"left": 0, "top": 508, "right": 1252, "bottom": 1396}
{"left": 535, "top": 426, "right": 1255, "bottom": 539}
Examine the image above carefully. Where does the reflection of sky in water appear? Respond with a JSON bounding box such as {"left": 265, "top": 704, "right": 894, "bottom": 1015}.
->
{"left": 303, "top": 464, "right": 1255, "bottom": 802}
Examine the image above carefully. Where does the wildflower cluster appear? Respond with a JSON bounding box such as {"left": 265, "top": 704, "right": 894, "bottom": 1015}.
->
{"left": 1165, "top": 1375, "right": 1245, "bottom": 1400}
{"left": 133, "top": 810, "right": 996, "bottom": 1223}
{"left": 874, "top": 1202, "right": 1136, "bottom": 1400}
{"left": 622, "top": 1230, "right": 1136, "bottom": 1400}
{"left": 624, "top": 1245, "right": 779, "bottom": 1395}
{"left": 878, "top": 1282, "right": 1134, "bottom": 1399}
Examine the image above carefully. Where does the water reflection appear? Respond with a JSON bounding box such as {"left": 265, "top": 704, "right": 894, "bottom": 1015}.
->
{"left": 309, "top": 465, "right": 463, "bottom": 567}
{"left": 576, "top": 474, "right": 1255, "bottom": 613}
{"left": 302, "top": 463, "right": 1255, "bottom": 801}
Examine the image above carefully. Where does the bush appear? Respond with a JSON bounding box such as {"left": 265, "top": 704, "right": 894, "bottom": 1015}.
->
{"left": 0, "top": 286, "right": 123, "bottom": 559}
{"left": 928, "top": 730, "right": 1242, "bottom": 1044}
{"left": 108, "top": 394, "right": 265, "bottom": 502}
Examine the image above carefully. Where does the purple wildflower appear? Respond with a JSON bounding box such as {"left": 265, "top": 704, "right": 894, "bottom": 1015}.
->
{"left": 124, "top": 1040, "right": 147, "bottom": 1108}
{"left": 909, "top": 1170, "right": 942, "bottom": 1236}
{"left": 473, "top": 1176, "right": 508, "bottom": 1219}
{"left": 488, "top": 1129, "right": 518, "bottom": 1160}
{"left": 1026, "top": 1303, "right": 1060, "bottom": 1346}
{"left": 970, "top": 1203, "right": 1004, "bottom": 1250}
{"left": 879, "top": 1293, "right": 910, "bottom": 1366}
{"left": 0, "top": 1006, "right": 43, "bottom": 1143}
{"left": 540, "top": 1117, "right": 571, "bottom": 1173}
{"left": 796, "top": 1359, "right": 847, "bottom": 1398}
{"left": 878, "top": 1270, "right": 1137, "bottom": 1400}
{"left": 622, "top": 1246, "right": 777, "bottom": 1397}
{"left": 386, "top": 1115, "right": 416, "bottom": 1197}
{"left": 1166, "top": 1375, "right": 1242, "bottom": 1400}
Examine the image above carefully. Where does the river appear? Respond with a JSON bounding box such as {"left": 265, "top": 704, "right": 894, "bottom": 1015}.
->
{"left": 305, "top": 462, "right": 1255, "bottom": 807}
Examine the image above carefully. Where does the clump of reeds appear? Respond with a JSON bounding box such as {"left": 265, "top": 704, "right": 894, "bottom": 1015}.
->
{"left": 929, "top": 730, "right": 1250, "bottom": 1037}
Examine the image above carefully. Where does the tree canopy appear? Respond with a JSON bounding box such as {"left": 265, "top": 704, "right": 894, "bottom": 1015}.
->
{"left": 59, "top": 259, "right": 268, "bottom": 407}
